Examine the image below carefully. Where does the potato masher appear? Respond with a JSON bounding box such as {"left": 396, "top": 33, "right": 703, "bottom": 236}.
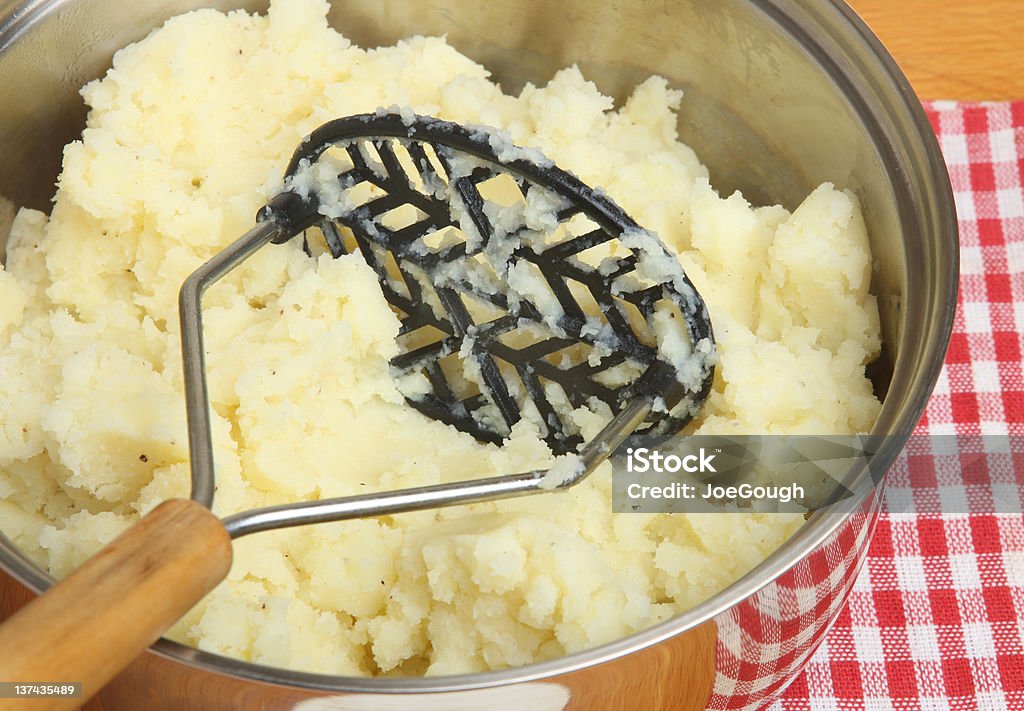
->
{"left": 0, "top": 112, "right": 714, "bottom": 709}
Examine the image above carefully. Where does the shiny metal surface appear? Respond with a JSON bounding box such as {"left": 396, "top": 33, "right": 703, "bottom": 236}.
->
{"left": 221, "top": 396, "right": 651, "bottom": 539}
{"left": 0, "top": 0, "right": 957, "bottom": 708}
{"left": 179, "top": 219, "right": 283, "bottom": 509}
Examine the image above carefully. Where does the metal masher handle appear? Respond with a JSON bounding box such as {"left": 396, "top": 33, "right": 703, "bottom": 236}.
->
{"left": 221, "top": 395, "right": 653, "bottom": 538}
{"left": 179, "top": 213, "right": 657, "bottom": 540}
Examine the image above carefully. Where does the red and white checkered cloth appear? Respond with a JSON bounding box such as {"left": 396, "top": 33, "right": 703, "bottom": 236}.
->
{"left": 767, "top": 102, "right": 1024, "bottom": 710}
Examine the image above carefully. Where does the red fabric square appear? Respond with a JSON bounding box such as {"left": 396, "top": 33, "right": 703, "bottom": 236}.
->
{"left": 986, "top": 272, "right": 1013, "bottom": 302}
{"left": 998, "top": 655, "right": 1024, "bottom": 692}
{"left": 1012, "top": 102, "right": 1024, "bottom": 126}
{"left": 929, "top": 588, "right": 962, "bottom": 626}
{"left": 971, "top": 161, "right": 997, "bottom": 191}
{"left": 960, "top": 451, "right": 992, "bottom": 485}
{"left": 917, "top": 518, "right": 948, "bottom": 557}
{"left": 941, "top": 657, "right": 977, "bottom": 697}
{"left": 947, "top": 331, "right": 972, "bottom": 363}
{"left": 830, "top": 660, "right": 863, "bottom": 697}
{"left": 993, "top": 331, "right": 1021, "bottom": 361}
{"left": 884, "top": 660, "right": 919, "bottom": 697}
{"left": 963, "top": 106, "right": 991, "bottom": 134}
{"left": 969, "top": 516, "right": 1002, "bottom": 553}
{"left": 950, "top": 391, "right": 981, "bottom": 423}
{"left": 1001, "top": 391, "right": 1024, "bottom": 423}
{"left": 873, "top": 590, "right": 906, "bottom": 627}
{"left": 978, "top": 217, "right": 1005, "bottom": 245}
{"left": 907, "top": 454, "right": 938, "bottom": 487}
{"left": 781, "top": 671, "right": 809, "bottom": 699}
{"left": 982, "top": 585, "right": 1017, "bottom": 622}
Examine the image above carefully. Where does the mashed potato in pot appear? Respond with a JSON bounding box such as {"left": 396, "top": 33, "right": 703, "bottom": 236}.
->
{"left": 0, "top": 0, "right": 881, "bottom": 676}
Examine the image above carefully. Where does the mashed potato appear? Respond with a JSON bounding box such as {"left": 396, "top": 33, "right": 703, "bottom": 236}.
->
{"left": 0, "top": 0, "right": 881, "bottom": 676}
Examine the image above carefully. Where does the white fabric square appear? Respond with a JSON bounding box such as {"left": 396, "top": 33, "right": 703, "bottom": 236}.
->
{"left": 997, "top": 186, "right": 1024, "bottom": 219}
{"left": 941, "top": 133, "right": 970, "bottom": 166}
{"left": 980, "top": 420, "right": 1011, "bottom": 436}
{"left": 1004, "top": 241, "right": 1024, "bottom": 274}
{"left": 962, "top": 621, "right": 998, "bottom": 659}
{"left": 938, "top": 485, "right": 972, "bottom": 515}
{"left": 959, "top": 244, "right": 984, "bottom": 275}
{"left": 930, "top": 367, "right": 952, "bottom": 397}
{"left": 905, "top": 625, "right": 942, "bottom": 661}
{"left": 948, "top": 554, "right": 984, "bottom": 589}
{"left": 989, "top": 128, "right": 1019, "bottom": 162}
{"left": 851, "top": 625, "right": 885, "bottom": 663}
{"left": 988, "top": 483, "right": 1022, "bottom": 512}
{"left": 894, "top": 555, "right": 929, "bottom": 591}
{"left": 971, "top": 360, "right": 1002, "bottom": 392}
{"left": 851, "top": 567, "right": 875, "bottom": 593}
{"left": 961, "top": 301, "right": 993, "bottom": 334}
{"left": 926, "top": 421, "right": 960, "bottom": 437}
{"left": 1001, "top": 550, "right": 1024, "bottom": 586}
{"left": 955, "top": 190, "right": 978, "bottom": 222}
{"left": 807, "top": 696, "right": 841, "bottom": 711}
{"left": 1015, "top": 302, "right": 1024, "bottom": 333}
{"left": 974, "top": 690, "right": 1008, "bottom": 710}
{"left": 885, "top": 486, "right": 916, "bottom": 515}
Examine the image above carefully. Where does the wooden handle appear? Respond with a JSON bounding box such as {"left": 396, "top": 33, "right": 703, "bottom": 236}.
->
{"left": 0, "top": 499, "right": 232, "bottom": 711}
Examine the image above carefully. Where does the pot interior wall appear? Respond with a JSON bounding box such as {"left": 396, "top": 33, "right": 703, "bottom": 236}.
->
{"left": 0, "top": 0, "right": 886, "bottom": 205}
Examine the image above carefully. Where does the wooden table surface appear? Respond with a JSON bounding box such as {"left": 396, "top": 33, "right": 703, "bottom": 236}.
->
{"left": 846, "top": 0, "right": 1024, "bottom": 100}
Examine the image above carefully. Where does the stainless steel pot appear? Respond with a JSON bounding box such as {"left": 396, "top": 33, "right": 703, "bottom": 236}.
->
{"left": 0, "top": 1, "right": 957, "bottom": 709}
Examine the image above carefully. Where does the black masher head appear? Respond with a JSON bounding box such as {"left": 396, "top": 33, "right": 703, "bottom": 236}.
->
{"left": 179, "top": 111, "right": 715, "bottom": 535}
{"left": 270, "top": 112, "right": 715, "bottom": 453}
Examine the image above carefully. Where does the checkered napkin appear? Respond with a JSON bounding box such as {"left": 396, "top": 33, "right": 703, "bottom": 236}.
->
{"left": 766, "top": 102, "right": 1024, "bottom": 710}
